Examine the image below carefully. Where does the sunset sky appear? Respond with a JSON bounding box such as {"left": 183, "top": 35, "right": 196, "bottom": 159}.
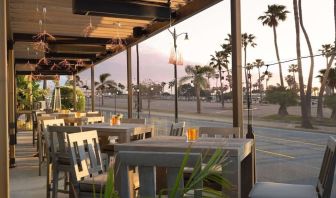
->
{"left": 78, "top": 0, "right": 335, "bottom": 91}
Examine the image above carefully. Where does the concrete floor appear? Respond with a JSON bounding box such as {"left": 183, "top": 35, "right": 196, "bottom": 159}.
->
{"left": 10, "top": 131, "right": 67, "bottom": 198}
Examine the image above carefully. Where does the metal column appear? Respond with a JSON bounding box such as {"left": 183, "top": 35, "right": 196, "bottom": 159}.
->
{"left": 231, "top": 0, "right": 243, "bottom": 137}
{"left": 90, "top": 66, "right": 95, "bottom": 112}
{"left": 127, "top": 47, "right": 133, "bottom": 118}
{"left": 0, "top": 0, "right": 9, "bottom": 196}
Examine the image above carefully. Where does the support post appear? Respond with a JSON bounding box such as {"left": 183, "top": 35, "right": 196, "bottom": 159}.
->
{"left": 72, "top": 74, "right": 77, "bottom": 111}
{"left": 91, "top": 66, "right": 95, "bottom": 112}
{"left": 231, "top": 0, "right": 243, "bottom": 137}
{"left": 136, "top": 44, "right": 140, "bottom": 119}
{"left": 0, "top": 0, "right": 9, "bottom": 196}
{"left": 8, "top": 40, "right": 16, "bottom": 168}
{"left": 127, "top": 47, "right": 133, "bottom": 118}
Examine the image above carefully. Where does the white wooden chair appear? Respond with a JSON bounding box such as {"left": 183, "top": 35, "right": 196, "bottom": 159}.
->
{"left": 67, "top": 130, "right": 106, "bottom": 197}
{"left": 115, "top": 151, "right": 202, "bottom": 198}
{"left": 120, "top": 118, "right": 147, "bottom": 140}
{"left": 169, "top": 122, "right": 185, "bottom": 136}
{"left": 85, "top": 116, "right": 104, "bottom": 124}
{"left": 199, "top": 127, "right": 240, "bottom": 138}
{"left": 249, "top": 136, "right": 336, "bottom": 198}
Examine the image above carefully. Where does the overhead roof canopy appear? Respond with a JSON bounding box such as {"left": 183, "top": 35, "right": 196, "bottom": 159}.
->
{"left": 9, "top": 0, "right": 223, "bottom": 76}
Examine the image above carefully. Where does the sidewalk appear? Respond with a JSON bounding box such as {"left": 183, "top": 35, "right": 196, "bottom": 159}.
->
{"left": 94, "top": 106, "right": 336, "bottom": 134}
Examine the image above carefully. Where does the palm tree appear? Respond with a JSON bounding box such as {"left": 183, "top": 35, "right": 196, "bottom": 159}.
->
{"left": 168, "top": 80, "right": 175, "bottom": 95}
{"left": 95, "top": 73, "right": 116, "bottom": 105}
{"left": 258, "top": 4, "right": 289, "bottom": 87}
{"left": 288, "top": 64, "right": 298, "bottom": 87}
{"left": 253, "top": 59, "right": 265, "bottom": 101}
{"left": 205, "top": 69, "right": 215, "bottom": 89}
{"left": 293, "top": 0, "right": 312, "bottom": 128}
{"left": 210, "top": 51, "right": 228, "bottom": 108}
{"left": 317, "top": 68, "right": 336, "bottom": 95}
{"left": 241, "top": 33, "right": 257, "bottom": 94}
{"left": 317, "top": 44, "right": 335, "bottom": 118}
{"left": 180, "top": 65, "right": 213, "bottom": 113}
{"left": 298, "top": 0, "right": 315, "bottom": 118}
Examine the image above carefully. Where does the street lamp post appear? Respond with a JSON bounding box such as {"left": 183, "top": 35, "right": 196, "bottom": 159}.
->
{"left": 148, "top": 87, "right": 154, "bottom": 117}
{"left": 114, "top": 91, "right": 118, "bottom": 114}
{"left": 168, "top": 28, "right": 188, "bottom": 123}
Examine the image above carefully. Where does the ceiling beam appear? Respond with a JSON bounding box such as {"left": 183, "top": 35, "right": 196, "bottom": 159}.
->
{"left": 16, "top": 70, "right": 77, "bottom": 75}
{"left": 48, "top": 44, "right": 106, "bottom": 53}
{"left": 15, "top": 58, "right": 91, "bottom": 65}
{"left": 45, "top": 52, "right": 97, "bottom": 59}
{"left": 73, "top": 0, "right": 171, "bottom": 21}
{"left": 13, "top": 33, "right": 111, "bottom": 45}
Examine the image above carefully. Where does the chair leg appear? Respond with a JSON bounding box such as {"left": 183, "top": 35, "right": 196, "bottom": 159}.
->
{"left": 52, "top": 164, "right": 59, "bottom": 198}
{"left": 38, "top": 133, "right": 42, "bottom": 176}
{"left": 32, "top": 127, "right": 36, "bottom": 146}
{"left": 46, "top": 163, "right": 52, "bottom": 198}
{"left": 64, "top": 172, "right": 68, "bottom": 191}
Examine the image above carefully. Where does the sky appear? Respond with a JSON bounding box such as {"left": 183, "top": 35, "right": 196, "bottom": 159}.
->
{"left": 78, "top": 0, "right": 335, "bottom": 91}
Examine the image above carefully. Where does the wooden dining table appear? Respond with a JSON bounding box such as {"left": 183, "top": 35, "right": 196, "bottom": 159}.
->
{"left": 49, "top": 123, "right": 154, "bottom": 144}
{"left": 114, "top": 136, "right": 254, "bottom": 198}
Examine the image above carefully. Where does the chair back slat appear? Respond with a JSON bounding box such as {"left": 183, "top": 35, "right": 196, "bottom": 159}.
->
{"left": 199, "top": 127, "right": 240, "bottom": 138}
{"left": 116, "top": 151, "right": 201, "bottom": 198}
{"left": 86, "top": 111, "right": 101, "bottom": 117}
{"left": 317, "top": 136, "right": 336, "bottom": 198}
{"left": 48, "top": 126, "right": 82, "bottom": 154}
{"left": 85, "top": 116, "right": 104, "bottom": 124}
{"left": 121, "top": 118, "right": 146, "bottom": 124}
{"left": 169, "top": 122, "right": 185, "bottom": 136}
{"left": 42, "top": 119, "right": 65, "bottom": 155}
{"left": 67, "top": 130, "right": 103, "bottom": 181}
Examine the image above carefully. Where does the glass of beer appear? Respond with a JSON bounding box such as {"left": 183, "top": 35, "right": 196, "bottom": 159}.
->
{"left": 110, "top": 116, "right": 116, "bottom": 126}
{"left": 186, "top": 128, "right": 198, "bottom": 142}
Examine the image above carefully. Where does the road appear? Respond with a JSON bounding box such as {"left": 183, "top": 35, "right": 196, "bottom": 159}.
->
{"left": 99, "top": 108, "right": 336, "bottom": 196}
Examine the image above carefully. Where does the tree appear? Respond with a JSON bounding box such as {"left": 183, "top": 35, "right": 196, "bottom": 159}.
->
{"left": 178, "top": 83, "right": 195, "bottom": 100}
{"left": 179, "top": 65, "right": 213, "bottom": 113}
{"left": 285, "top": 75, "right": 296, "bottom": 90}
{"left": 265, "top": 86, "right": 298, "bottom": 116}
{"left": 160, "top": 82, "right": 167, "bottom": 93}
{"left": 241, "top": 33, "right": 257, "bottom": 94}
{"left": 95, "top": 73, "right": 117, "bottom": 105}
{"left": 317, "top": 44, "right": 335, "bottom": 118}
{"left": 168, "top": 80, "right": 175, "bottom": 95}
{"left": 298, "top": 0, "right": 315, "bottom": 117}
{"left": 312, "top": 87, "right": 319, "bottom": 96}
{"left": 59, "top": 86, "right": 86, "bottom": 111}
{"left": 317, "top": 68, "right": 336, "bottom": 95}
{"left": 253, "top": 59, "right": 264, "bottom": 101}
{"left": 325, "top": 95, "right": 336, "bottom": 120}
{"left": 210, "top": 50, "right": 228, "bottom": 108}
{"left": 288, "top": 64, "right": 298, "bottom": 87}
{"left": 293, "top": 0, "right": 312, "bottom": 128}
{"left": 258, "top": 4, "right": 289, "bottom": 87}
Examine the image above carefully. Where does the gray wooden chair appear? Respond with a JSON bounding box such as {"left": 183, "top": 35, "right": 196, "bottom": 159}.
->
{"left": 48, "top": 126, "right": 83, "bottom": 198}
{"left": 199, "top": 127, "right": 240, "bottom": 138}
{"left": 115, "top": 151, "right": 202, "bottom": 198}
{"left": 41, "top": 119, "right": 65, "bottom": 198}
{"left": 249, "top": 136, "right": 336, "bottom": 198}
{"left": 67, "top": 130, "right": 106, "bottom": 197}
{"left": 169, "top": 122, "right": 185, "bottom": 136}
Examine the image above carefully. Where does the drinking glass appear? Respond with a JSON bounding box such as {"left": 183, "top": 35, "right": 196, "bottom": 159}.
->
{"left": 187, "top": 128, "right": 198, "bottom": 142}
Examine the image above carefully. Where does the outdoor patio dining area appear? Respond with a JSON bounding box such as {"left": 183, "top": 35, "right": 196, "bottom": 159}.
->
{"left": 1, "top": 0, "right": 336, "bottom": 198}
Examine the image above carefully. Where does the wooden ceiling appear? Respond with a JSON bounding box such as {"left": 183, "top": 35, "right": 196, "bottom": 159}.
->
{"left": 9, "top": 0, "right": 222, "bottom": 75}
